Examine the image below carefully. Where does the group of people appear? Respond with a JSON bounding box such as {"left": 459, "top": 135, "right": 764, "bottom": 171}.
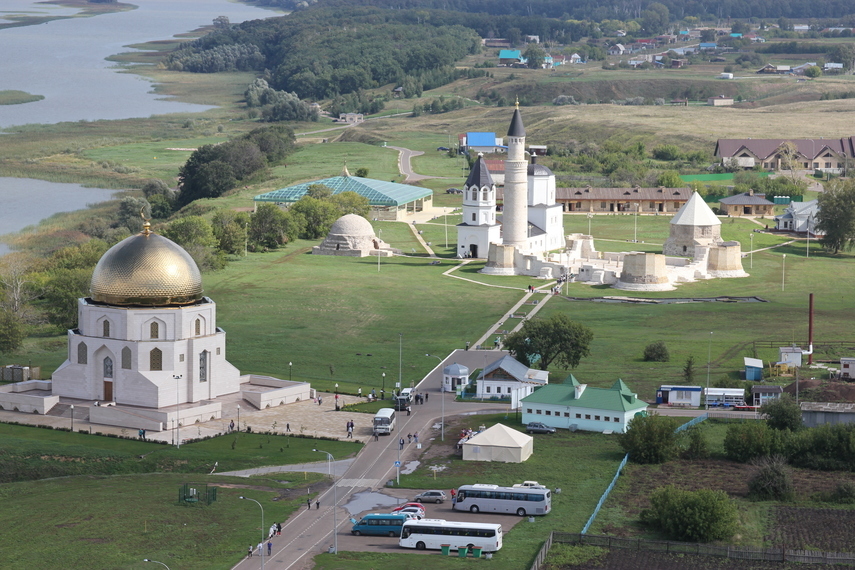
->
{"left": 345, "top": 419, "right": 355, "bottom": 438}
{"left": 246, "top": 523, "right": 281, "bottom": 558}
{"left": 137, "top": 428, "right": 146, "bottom": 440}
{"left": 398, "top": 431, "right": 419, "bottom": 449}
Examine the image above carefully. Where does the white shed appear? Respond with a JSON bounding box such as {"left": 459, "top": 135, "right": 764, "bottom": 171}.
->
{"left": 462, "top": 423, "right": 533, "bottom": 463}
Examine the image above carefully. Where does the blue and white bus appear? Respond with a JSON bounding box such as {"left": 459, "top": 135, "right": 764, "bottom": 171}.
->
{"left": 399, "top": 519, "right": 503, "bottom": 552}
{"left": 453, "top": 484, "right": 551, "bottom": 516}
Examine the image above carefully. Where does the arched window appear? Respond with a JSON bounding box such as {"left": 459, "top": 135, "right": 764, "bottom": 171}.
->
{"left": 121, "top": 347, "right": 131, "bottom": 370}
{"left": 102, "top": 320, "right": 110, "bottom": 338}
{"left": 150, "top": 322, "right": 159, "bottom": 339}
{"left": 150, "top": 348, "right": 162, "bottom": 371}
{"left": 195, "top": 319, "right": 201, "bottom": 336}
{"left": 103, "top": 357, "right": 113, "bottom": 379}
{"left": 199, "top": 351, "right": 208, "bottom": 383}
{"left": 77, "top": 342, "right": 88, "bottom": 364}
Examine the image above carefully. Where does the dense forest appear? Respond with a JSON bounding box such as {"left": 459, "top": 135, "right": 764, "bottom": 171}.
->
{"left": 245, "top": 0, "right": 855, "bottom": 22}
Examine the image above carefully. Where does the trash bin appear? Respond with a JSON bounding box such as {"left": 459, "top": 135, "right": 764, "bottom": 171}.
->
{"left": 485, "top": 552, "right": 493, "bottom": 560}
{"left": 458, "top": 546, "right": 468, "bottom": 558}
{"left": 328, "top": 545, "right": 336, "bottom": 554}
{"left": 472, "top": 547, "right": 483, "bottom": 558}
{"left": 440, "top": 544, "right": 451, "bottom": 556}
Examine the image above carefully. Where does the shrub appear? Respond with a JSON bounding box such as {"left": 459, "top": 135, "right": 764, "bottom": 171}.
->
{"left": 747, "top": 455, "right": 794, "bottom": 501}
{"left": 640, "top": 485, "right": 738, "bottom": 542}
{"left": 643, "top": 340, "right": 670, "bottom": 362}
{"left": 683, "top": 426, "right": 709, "bottom": 460}
{"left": 620, "top": 413, "right": 679, "bottom": 464}
{"left": 652, "top": 144, "right": 682, "bottom": 161}
{"left": 553, "top": 95, "right": 579, "bottom": 105}
{"left": 724, "top": 421, "right": 788, "bottom": 463}
{"left": 760, "top": 394, "right": 802, "bottom": 431}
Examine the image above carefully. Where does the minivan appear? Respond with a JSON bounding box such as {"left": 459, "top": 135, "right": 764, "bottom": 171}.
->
{"left": 350, "top": 513, "right": 408, "bottom": 537}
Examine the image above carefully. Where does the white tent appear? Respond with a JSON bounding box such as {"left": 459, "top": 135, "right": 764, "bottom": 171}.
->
{"left": 462, "top": 423, "right": 533, "bottom": 463}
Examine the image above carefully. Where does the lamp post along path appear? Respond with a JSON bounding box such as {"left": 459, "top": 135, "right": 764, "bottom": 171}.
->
{"left": 313, "top": 449, "right": 338, "bottom": 555}
{"left": 426, "top": 354, "right": 445, "bottom": 441}
{"left": 239, "top": 496, "right": 265, "bottom": 570}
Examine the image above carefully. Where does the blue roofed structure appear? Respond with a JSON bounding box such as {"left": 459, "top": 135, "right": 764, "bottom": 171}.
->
{"left": 254, "top": 175, "right": 433, "bottom": 221}
{"left": 463, "top": 132, "right": 506, "bottom": 154}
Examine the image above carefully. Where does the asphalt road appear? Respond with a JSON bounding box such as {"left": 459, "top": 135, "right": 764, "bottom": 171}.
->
{"left": 232, "top": 349, "right": 511, "bottom": 570}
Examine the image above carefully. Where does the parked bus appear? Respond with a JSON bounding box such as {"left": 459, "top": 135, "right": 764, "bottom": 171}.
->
{"left": 373, "top": 408, "right": 396, "bottom": 435}
{"left": 453, "top": 484, "right": 551, "bottom": 516}
{"left": 399, "top": 519, "right": 503, "bottom": 552}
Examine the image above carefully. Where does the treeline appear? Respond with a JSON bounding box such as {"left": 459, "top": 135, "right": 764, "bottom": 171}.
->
{"left": 176, "top": 125, "right": 296, "bottom": 208}
{"left": 166, "top": 7, "right": 483, "bottom": 100}
{"left": 257, "top": 0, "right": 855, "bottom": 23}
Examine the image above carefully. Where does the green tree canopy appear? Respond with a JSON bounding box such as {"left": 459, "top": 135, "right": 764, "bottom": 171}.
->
{"left": 619, "top": 413, "right": 679, "bottom": 464}
{"left": 760, "top": 394, "right": 802, "bottom": 431}
{"left": 502, "top": 313, "right": 593, "bottom": 371}
{"left": 816, "top": 179, "right": 855, "bottom": 254}
{"left": 523, "top": 43, "right": 547, "bottom": 69}
{"left": 641, "top": 486, "right": 738, "bottom": 542}
{"left": 249, "top": 203, "right": 299, "bottom": 249}
{"left": 290, "top": 196, "right": 342, "bottom": 240}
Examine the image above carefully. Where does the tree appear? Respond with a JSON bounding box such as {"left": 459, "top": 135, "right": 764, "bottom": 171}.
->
{"left": 700, "top": 29, "right": 716, "bottom": 42}
{"left": 306, "top": 184, "right": 334, "bottom": 200}
{"left": 162, "top": 216, "right": 224, "bottom": 271}
{"left": 329, "top": 191, "right": 370, "bottom": 218}
{"left": 683, "top": 426, "right": 709, "bottom": 460}
{"left": 828, "top": 43, "right": 855, "bottom": 72}
{"left": 41, "top": 268, "right": 91, "bottom": 330}
{"left": 723, "top": 421, "right": 787, "bottom": 463}
{"left": 619, "top": 413, "right": 679, "bottom": 464}
{"left": 0, "top": 308, "right": 26, "bottom": 354}
{"left": 760, "top": 394, "right": 802, "bottom": 431}
{"left": 116, "top": 197, "right": 151, "bottom": 233}
{"left": 643, "top": 340, "right": 670, "bottom": 362}
{"left": 804, "top": 65, "right": 822, "bottom": 78}
{"left": 523, "top": 43, "right": 547, "bottom": 69}
{"left": 249, "top": 203, "right": 297, "bottom": 249}
{"left": 640, "top": 3, "right": 670, "bottom": 34}
{"left": 354, "top": 167, "right": 369, "bottom": 178}
{"left": 747, "top": 455, "right": 794, "bottom": 501}
{"left": 502, "top": 314, "right": 593, "bottom": 371}
{"left": 640, "top": 486, "right": 738, "bottom": 542}
{"left": 290, "top": 196, "right": 342, "bottom": 239}
{"left": 777, "top": 141, "right": 803, "bottom": 186}
{"left": 0, "top": 253, "right": 38, "bottom": 319}
{"left": 656, "top": 170, "right": 682, "bottom": 188}
{"left": 683, "top": 355, "right": 696, "bottom": 383}
{"left": 816, "top": 179, "right": 855, "bottom": 254}
{"left": 211, "top": 210, "right": 250, "bottom": 256}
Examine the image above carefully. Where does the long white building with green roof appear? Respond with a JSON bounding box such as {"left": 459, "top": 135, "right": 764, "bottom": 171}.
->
{"left": 520, "top": 377, "right": 648, "bottom": 433}
{"left": 253, "top": 170, "right": 433, "bottom": 221}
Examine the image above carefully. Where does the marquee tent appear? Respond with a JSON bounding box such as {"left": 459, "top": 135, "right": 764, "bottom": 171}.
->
{"left": 462, "top": 423, "right": 533, "bottom": 463}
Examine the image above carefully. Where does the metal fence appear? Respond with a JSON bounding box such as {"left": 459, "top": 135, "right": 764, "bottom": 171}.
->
{"left": 674, "top": 413, "right": 708, "bottom": 432}
{"left": 551, "top": 533, "right": 855, "bottom": 565}
{"left": 580, "top": 453, "right": 628, "bottom": 535}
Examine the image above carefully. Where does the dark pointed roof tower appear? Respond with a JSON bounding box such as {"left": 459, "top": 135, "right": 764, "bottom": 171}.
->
{"left": 465, "top": 153, "right": 495, "bottom": 188}
{"left": 507, "top": 99, "right": 526, "bottom": 137}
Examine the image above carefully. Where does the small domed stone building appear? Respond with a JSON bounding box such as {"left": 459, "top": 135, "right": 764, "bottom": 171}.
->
{"left": 312, "top": 214, "right": 397, "bottom": 257}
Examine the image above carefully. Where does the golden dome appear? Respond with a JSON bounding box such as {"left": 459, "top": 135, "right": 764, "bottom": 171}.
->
{"left": 90, "top": 228, "right": 203, "bottom": 306}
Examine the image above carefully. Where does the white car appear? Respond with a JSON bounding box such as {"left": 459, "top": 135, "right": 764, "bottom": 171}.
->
{"left": 392, "top": 507, "right": 424, "bottom": 519}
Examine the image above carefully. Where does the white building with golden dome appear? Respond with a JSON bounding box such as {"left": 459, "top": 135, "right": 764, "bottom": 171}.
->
{"left": 51, "top": 223, "right": 241, "bottom": 408}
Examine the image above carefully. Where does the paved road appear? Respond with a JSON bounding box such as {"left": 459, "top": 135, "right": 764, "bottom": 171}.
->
{"left": 232, "top": 349, "right": 510, "bottom": 570}
{"left": 386, "top": 145, "right": 442, "bottom": 183}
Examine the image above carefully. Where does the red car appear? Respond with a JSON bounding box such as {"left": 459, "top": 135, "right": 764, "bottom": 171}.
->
{"left": 392, "top": 502, "right": 425, "bottom": 515}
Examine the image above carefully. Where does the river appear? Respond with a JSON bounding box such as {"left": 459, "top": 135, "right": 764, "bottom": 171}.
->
{"left": 0, "top": 0, "right": 278, "bottom": 128}
{"left": 0, "top": 0, "right": 280, "bottom": 255}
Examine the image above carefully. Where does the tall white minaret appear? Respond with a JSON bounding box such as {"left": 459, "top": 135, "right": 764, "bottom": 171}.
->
{"left": 503, "top": 102, "right": 528, "bottom": 250}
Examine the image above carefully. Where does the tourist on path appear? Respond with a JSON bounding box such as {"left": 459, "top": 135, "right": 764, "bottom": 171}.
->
{"left": 267, "top": 541, "right": 272, "bottom": 556}
{"left": 399, "top": 437, "right": 405, "bottom": 450}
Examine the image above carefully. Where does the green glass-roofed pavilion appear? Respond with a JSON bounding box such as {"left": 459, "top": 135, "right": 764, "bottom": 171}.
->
{"left": 254, "top": 169, "right": 433, "bottom": 221}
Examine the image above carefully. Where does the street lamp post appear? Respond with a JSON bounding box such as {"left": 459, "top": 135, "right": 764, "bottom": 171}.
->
{"left": 237, "top": 404, "right": 240, "bottom": 432}
{"left": 706, "top": 332, "right": 713, "bottom": 410}
{"left": 782, "top": 254, "right": 787, "bottom": 291}
{"left": 633, "top": 203, "right": 638, "bottom": 243}
{"left": 426, "top": 354, "right": 445, "bottom": 441}
{"left": 313, "top": 449, "right": 338, "bottom": 555}
{"left": 587, "top": 212, "right": 593, "bottom": 236}
{"left": 239, "top": 496, "right": 265, "bottom": 570}
{"left": 381, "top": 372, "right": 386, "bottom": 400}
{"left": 398, "top": 333, "right": 403, "bottom": 393}
{"left": 70, "top": 404, "right": 74, "bottom": 432}
{"left": 749, "top": 233, "right": 753, "bottom": 269}
{"left": 289, "top": 361, "right": 292, "bottom": 382}
{"left": 143, "top": 560, "right": 170, "bottom": 570}
{"left": 444, "top": 208, "right": 448, "bottom": 248}
{"left": 806, "top": 215, "right": 812, "bottom": 258}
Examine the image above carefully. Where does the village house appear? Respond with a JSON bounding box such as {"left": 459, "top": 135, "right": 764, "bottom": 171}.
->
{"left": 775, "top": 199, "right": 821, "bottom": 234}
{"left": 719, "top": 191, "right": 775, "bottom": 216}
{"left": 715, "top": 137, "right": 855, "bottom": 173}
{"left": 608, "top": 44, "right": 626, "bottom": 56}
{"left": 520, "top": 377, "right": 648, "bottom": 434}
{"left": 475, "top": 355, "right": 548, "bottom": 401}
{"left": 498, "top": 49, "right": 524, "bottom": 66}
{"left": 707, "top": 95, "right": 734, "bottom": 106}
{"left": 556, "top": 186, "right": 691, "bottom": 213}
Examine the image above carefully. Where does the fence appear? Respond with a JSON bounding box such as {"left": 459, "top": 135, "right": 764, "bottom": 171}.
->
{"left": 674, "top": 413, "right": 708, "bottom": 432}
{"left": 580, "top": 453, "right": 628, "bottom": 535}
{"left": 551, "top": 533, "right": 855, "bottom": 565}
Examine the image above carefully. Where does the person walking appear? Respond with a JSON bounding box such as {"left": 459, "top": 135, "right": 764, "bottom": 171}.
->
{"left": 247, "top": 545, "right": 253, "bottom": 558}
{"left": 286, "top": 422, "right": 291, "bottom": 432}
{"left": 307, "top": 497, "right": 312, "bottom": 510}
{"left": 406, "top": 405, "right": 411, "bottom": 416}
{"left": 413, "top": 432, "right": 419, "bottom": 444}
{"left": 358, "top": 387, "right": 362, "bottom": 398}
{"left": 267, "top": 540, "right": 272, "bottom": 556}
{"left": 373, "top": 429, "right": 379, "bottom": 441}
{"left": 256, "top": 542, "right": 263, "bottom": 556}
{"left": 138, "top": 428, "right": 144, "bottom": 440}
{"left": 399, "top": 437, "right": 404, "bottom": 450}
{"left": 316, "top": 499, "right": 320, "bottom": 509}
{"left": 276, "top": 523, "right": 282, "bottom": 536}
{"left": 407, "top": 433, "right": 412, "bottom": 444}
{"left": 318, "top": 396, "right": 323, "bottom": 406}
{"left": 425, "top": 392, "right": 429, "bottom": 403}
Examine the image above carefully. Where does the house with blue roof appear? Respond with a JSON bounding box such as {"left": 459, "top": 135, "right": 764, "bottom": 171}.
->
{"left": 462, "top": 132, "right": 506, "bottom": 154}
{"left": 520, "top": 377, "right": 648, "bottom": 433}
{"left": 498, "top": 49, "right": 524, "bottom": 66}
{"left": 253, "top": 166, "right": 433, "bottom": 221}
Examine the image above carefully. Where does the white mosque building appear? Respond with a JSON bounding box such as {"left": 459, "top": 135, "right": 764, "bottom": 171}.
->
{"left": 0, "top": 221, "right": 310, "bottom": 431}
{"left": 456, "top": 106, "right": 564, "bottom": 273}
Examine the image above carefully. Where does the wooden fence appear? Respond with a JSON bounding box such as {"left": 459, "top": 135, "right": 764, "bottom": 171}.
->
{"left": 531, "top": 533, "right": 855, "bottom": 567}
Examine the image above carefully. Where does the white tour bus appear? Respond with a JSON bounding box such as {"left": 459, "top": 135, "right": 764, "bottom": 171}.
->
{"left": 399, "top": 519, "right": 503, "bottom": 552}
{"left": 454, "top": 484, "right": 551, "bottom": 516}
{"left": 373, "top": 408, "right": 396, "bottom": 435}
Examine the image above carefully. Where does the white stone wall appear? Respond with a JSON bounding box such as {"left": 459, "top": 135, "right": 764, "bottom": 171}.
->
{"left": 503, "top": 134, "right": 529, "bottom": 249}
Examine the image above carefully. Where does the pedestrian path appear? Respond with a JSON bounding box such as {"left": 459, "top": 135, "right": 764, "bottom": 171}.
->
{"left": 219, "top": 459, "right": 356, "bottom": 478}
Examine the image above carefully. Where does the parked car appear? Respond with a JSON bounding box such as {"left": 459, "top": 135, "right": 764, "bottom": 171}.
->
{"left": 445, "top": 188, "right": 462, "bottom": 194}
{"left": 413, "top": 490, "right": 446, "bottom": 504}
{"left": 513, "top": 481, "right": 545, "bottom": 489}
{"left": 393, "top": 507, "right": 424, "bottom": 519}
{"left": 437, "top": 146, "right": 450, "bottom": 151}
{"left": 526, "top": 422, "right": 556, "bottom": 434}
{"left": 392, "top": 502, "right": 425, "bottom": 513}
